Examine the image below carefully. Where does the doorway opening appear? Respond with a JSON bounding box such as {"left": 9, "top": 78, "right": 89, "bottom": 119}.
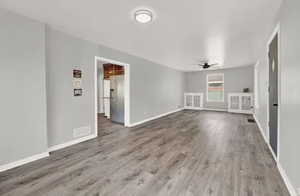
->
{"left": 267, "top": 24, "right": 280, "bottom": 160}
{"left": 95, "top": 57, "right": 130, "bottom": 135}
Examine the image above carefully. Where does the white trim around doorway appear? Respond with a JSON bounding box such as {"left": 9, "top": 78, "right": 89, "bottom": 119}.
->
{"left": 94, "top": 56, "right": 130, "bottom": 129}
{"left": 264, "top": 23, "right": 298, "bottom": 196}
{"left": 266, "top": 23, "right": 281, "bottom": 161}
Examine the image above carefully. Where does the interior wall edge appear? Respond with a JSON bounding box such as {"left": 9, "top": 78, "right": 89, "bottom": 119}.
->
{"left": 253, "top": 114, "right": 297, "bottom": 196}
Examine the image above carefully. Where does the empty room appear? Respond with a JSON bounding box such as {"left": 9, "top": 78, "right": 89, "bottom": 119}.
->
{"left": 0, "top": 0, "right": 299, "bottom": 195}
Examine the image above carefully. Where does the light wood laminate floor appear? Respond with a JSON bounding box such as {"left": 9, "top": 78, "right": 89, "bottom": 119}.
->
{"left": 0, "top": 111, "right": 289, "bottom": 196}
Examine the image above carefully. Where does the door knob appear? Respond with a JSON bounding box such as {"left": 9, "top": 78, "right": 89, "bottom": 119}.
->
{"left": 273, "top": 103, "right": 278, "bottom": 107}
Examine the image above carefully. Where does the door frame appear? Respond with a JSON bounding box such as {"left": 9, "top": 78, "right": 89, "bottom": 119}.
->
{"left": 94, "top": 56, "right": 130, "bottom": 133}
{"left": 266, "top": 23, "right": 281, "bottom": 161}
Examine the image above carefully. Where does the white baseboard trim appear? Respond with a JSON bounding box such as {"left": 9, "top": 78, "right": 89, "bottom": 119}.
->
{"left": 48, "top": 133, "right": 97, "bottom": 152}
{"left": 0, "top": 152, "right": 49, "bottom": 173}
{"left": 253, "top": 115, "right": 277, "bottom": 162}
{"left": 0, "top": 133, "right": 98, "bottom": 173}
{"left": 253, "top": 114, "right": 297, "bottom": 196}
{"left": 228, "top": 110, "right": 254, "bottom": 114}
{"left": 184, "top": 107, "right": 203, "bottom": 110}
{"left": 128, "top": 108, "right": 184, "bottom": 127}
{"left": 277, "top": 161, "right": 298, "bottom": 196}
{"left": 203, "top": 108, "right": 228, "bottom": 112}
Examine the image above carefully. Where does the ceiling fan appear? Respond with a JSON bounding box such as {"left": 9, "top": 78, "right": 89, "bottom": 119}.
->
{"left": 197, "top": 61, "right": 219, "bottom": 69}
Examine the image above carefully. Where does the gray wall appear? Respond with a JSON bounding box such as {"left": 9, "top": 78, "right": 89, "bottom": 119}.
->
{"left": 280, "top": 0, "right": 300, "bottom": 188}
{"left": 255, "top": 0, "right": 300, "bottom": 190}
{"left": 46, "top": 27, "right": 184, "bottom": 147}
{"left": 254, "top": 55, "right": 269, "bottom": 137}
{"left": 185, "top": 66, "right": 254, "bottom": 110}
{"left": 96, "top": 44, "right": 185, "bottom": 123}
{"left": 0, "top": 9, "right": 48, "bottom": 165}
{"left": 46, "top": 27, "right": 99, "bottom": 147}
{"left": 0, "top": 9, "right": 184, "bottom": 164}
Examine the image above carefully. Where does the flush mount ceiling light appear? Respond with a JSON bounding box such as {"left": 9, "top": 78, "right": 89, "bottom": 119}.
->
{"left": 134, "top": 9, "right": 153, "bottom": 24}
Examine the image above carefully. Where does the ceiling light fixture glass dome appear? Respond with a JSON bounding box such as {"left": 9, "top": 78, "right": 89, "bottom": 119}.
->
{"left": 134, "top": 9, "right": 153, "bottom": 24}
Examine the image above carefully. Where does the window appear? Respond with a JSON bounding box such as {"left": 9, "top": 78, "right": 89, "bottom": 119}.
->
{"left": 207, "top": 73, "right": 224, "bottom": 102}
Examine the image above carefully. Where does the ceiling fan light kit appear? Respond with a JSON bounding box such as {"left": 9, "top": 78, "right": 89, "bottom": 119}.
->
{"left": 197, "top": 62, "right": 219, "bottom": 69}
{"left": 134, "top": 9, "right": 153, "bottom": 24}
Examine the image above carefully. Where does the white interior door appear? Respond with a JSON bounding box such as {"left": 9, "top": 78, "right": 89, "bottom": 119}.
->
{"left": 103, "top": 79, "right": 110, "bottom": 118}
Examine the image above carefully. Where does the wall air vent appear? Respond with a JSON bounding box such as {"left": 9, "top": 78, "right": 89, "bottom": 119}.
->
{"left": 73, "top": 126, "right": 91, "bottom": 138}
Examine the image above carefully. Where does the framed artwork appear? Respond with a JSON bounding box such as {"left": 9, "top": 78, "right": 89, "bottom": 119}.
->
{"left": 73, "top": 69, "right": 83, "bottom": 96}
{"left": 74, "top": 88, "right": 83, "bottom": 96}
{"left": 73, "top": 79, "right": 81, "bottom": 88}
{"left": 73, "top": 69, "right": 82, "bottom": 78}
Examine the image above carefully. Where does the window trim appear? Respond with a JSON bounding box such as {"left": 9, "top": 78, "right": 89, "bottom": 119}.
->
{"left": 206, "top": 73, "right": 225, "bottom": 102}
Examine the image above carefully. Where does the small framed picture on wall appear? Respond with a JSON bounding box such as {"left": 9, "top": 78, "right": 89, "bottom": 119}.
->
{"left": 73, "top": 68, "right": 83, "bottom": 97}
{"left": 73, "top": 69, "right": 82, "bottom": 78}
{"left": 74, "top": 88, "right": 82, "bottom": 96}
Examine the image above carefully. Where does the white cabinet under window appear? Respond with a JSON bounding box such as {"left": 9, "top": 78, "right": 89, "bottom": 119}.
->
{"left": 184, "top": 93, "right": 203, "bottom": 110}
{"left": 228, "top": 93, "right": 253, "bottom": 114}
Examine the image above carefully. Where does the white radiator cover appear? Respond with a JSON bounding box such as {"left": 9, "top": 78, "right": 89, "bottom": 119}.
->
{"left": 228, "top": 93, "right": 253, "bottom": 114}
{"left": 184, "top": 93, "right": 204, "bottom": 110}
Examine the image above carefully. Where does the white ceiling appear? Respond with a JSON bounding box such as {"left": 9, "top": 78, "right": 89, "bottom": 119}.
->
{"left": 0, "top": 0, "right": 282, "bottom": 71}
